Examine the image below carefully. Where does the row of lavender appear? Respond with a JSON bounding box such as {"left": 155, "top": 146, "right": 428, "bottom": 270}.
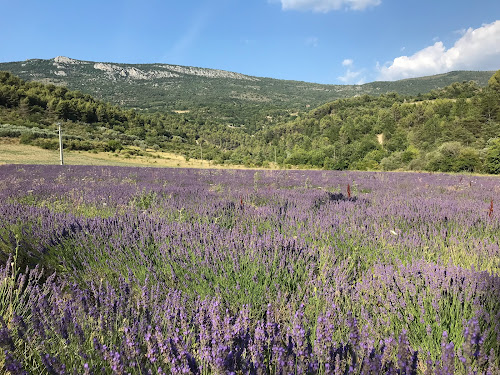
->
{"left": 0, "top": 164, "right": 499, "bottom": 374}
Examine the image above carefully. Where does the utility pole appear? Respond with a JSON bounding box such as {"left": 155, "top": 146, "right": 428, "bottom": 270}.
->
{"left": 274, "top": 147, "right": 277, "bottom": 166}
{"left": 58, "top": 122, "right": 64, "bottom": 165}
{"left": 196, "top": 138, "right": 203, "bottom": 161}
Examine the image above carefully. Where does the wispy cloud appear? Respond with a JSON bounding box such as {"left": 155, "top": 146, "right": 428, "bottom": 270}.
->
{"left": 242, "top": 39, "right": 256, "bottom": 46}
{"left": 338, "top": 69, "right": 365, "bottom": 84}
{"left": 338, "top": 59, "right": 365, "bottom": 84}
{"left": 342, "top": 58, "right": 353, "bottom": 66}
{"left": 378, "top": 20, "right": 500, "bottom": 81}
{"left": 453, "top": 28, "right": 467, "bottom": 36}
{"left": 164, "top": 6, "right": 212, "bottom": 63}
{"left": 280, "top": 0, "right": 381, "bottom": 12}
{"left": 305, "top": 36, "right": 319, "bottom": 47}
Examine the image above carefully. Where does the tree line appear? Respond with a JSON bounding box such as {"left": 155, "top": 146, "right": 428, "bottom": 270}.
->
{"left": 1, "top": 70, "right": 500, "bottom": 173}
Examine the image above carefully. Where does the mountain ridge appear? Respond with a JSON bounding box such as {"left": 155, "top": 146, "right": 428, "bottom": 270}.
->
{"left": 0, "top": 56, "right": 495, "bottom": 132}
{"left": 5, "top": 56, "right": 495, "bottom": 87}
{"left": 9, "top": 56, "right": 495, "bottom": 85}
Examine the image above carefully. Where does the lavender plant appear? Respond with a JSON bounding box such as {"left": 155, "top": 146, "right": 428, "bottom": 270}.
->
{"left": 0, "top": 164, "right": 498, "bottom": 374}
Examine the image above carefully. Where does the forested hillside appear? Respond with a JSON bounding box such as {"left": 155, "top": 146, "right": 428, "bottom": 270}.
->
{"left": 1, "top": 70, "right": 500, "bottom": 173}
{"left": 0, "top": 71, "right": 251, "bottom": 159}
{"left": 0, "top": 57, "right": 494, "bottom": 133}
{"left": 233, "top": 72, "right": 500, "bottom": 173}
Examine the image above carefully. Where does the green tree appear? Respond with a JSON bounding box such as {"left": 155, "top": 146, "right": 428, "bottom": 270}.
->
{"left": 106, "top": 140, "right": 123, "bottom": 152}
{"left": 380, "top": 152, "right": 406, "bottom": 171}
{"left": 385, "top": 128, "right": 408, "bottom": 152}
{"left": 18, "top": 97, "right": 31, "bottom": 117}
{"left": 480, "top": 89, "right": 500, "bottom": 122}
{"left": 413, "top": 115, "right": 441, "bottom": 150}
{"left": 488, "top": 70, "right": 500, "bottom": 93}
{"left": 485, "top": 139, "right": 500, "bottom": 174}
{"left": 427, "top": 142, "right": 463, "bottom": 172}
{"left": 453, "top": 147, "right": 482, "bottom": 172}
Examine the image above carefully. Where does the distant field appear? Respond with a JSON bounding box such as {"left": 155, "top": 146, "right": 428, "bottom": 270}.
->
{"left": 0, "top": 137, "right": 269, "bottom": 169}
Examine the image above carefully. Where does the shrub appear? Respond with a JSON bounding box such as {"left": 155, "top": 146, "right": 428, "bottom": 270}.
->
{"left": 486, "top": 139, "right": 500, "bottom": 174}
{"left": 427, "top": 142, "right": 463, "bottom": 172}
{"left": 32, "top": 138, "right": 59, "bottom": 150}
{"left": 380, "top": 151, "right": 406, "bottom": 171}
{"left": 105, "top": 140, "right": 123, "bottom": 152}
{"left": 19, "top": 132, "right": 37, "bottom": 144}
{"left": 453, "top": 147, "right": 482, "bottom": 172}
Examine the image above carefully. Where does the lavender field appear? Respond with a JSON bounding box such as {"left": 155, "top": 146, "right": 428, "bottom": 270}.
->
{"left": 0, "top": 164, "right": 499, "bottom": 374}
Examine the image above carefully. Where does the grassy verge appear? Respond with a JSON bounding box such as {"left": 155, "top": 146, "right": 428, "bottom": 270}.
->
{"left": 0, "top": 138, "right": 275, "bottom": 169}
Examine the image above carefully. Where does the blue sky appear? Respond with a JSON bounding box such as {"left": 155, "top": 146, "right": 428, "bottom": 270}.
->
{"left": 1, "top": 0, "right": 499, "bottom": 84}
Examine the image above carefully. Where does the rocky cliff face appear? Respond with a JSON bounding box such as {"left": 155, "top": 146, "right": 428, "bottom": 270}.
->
{"left": 93, "top": 62, "right": 179, "bottom": 80}
{"left": 50, "top": 56, "right": 258, "bottom": 82}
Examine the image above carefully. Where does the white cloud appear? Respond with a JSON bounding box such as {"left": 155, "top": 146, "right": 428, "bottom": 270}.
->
{"left": 378, "top": 20, "right": 500, "bottom": 81}
{"left": 342, "top": 58, "right": 353, "bottom": 66}
{"left": 280, "top": 0, "right": 381, "bottom": 12}
{"left": 339, "top": 59, "right": 365, "bottom": 84}
{"left": 338, "top": 69, "right": 365, "bottom": 84}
